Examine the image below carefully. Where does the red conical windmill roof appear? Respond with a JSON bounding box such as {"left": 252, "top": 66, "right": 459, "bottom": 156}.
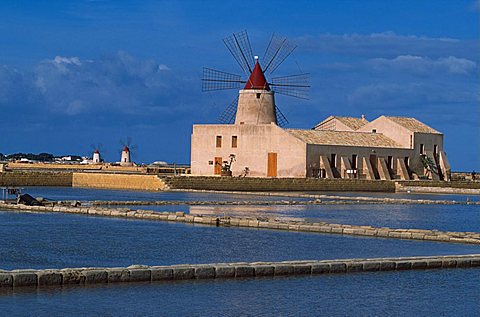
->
{"left": 244, "top": 61, "right": 270, "bottom": 90}
{"left": 123, "top": 146, "right": 130, "bottom": 152}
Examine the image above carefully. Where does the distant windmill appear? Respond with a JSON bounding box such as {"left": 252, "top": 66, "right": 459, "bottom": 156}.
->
{"left": 89, "top": 143, "right": 105, "bottom": 164}
{"left": 202, "top": 30, "right": 310, "bottom": 126}
{"left": 119, "top": 137, "right": 138, "bottom": 166}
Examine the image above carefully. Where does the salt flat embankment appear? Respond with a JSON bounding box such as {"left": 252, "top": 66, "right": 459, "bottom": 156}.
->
{"left": 1, "top": 254, "right": 479, "bottom": 289}
{"left": 1, "top": 202, "right": 479, "bottom": 245}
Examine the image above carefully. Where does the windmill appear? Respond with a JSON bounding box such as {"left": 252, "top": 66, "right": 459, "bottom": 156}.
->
{"left": 202, "top": 30, "right": 310, "bottom": 126}
{"left": 89, "top": 143, "right": 105, "bottom": 164}
{"left": 119, "top": 137, "right": 138, "bottom": 166}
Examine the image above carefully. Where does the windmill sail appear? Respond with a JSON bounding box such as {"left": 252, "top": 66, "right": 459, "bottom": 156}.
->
{"left": 204, "top": 31, "right": 310, "bottom": 125}
{"left": 202, "top": 68, "right": 244, "bottom": 91}
{"left": 217, "top": 96, "right": 239, "bottom": 124}
{"left": 262, "top": 33, "right": 297, "bottom": 75}
{"left": 270, "top": 73, "right": 310, "bottom": 99}
{"left": 275, "top": 105, "right": 289, "bottom": 127}
{"left": 223, "top": 30, "right": 255, "bottom": 75}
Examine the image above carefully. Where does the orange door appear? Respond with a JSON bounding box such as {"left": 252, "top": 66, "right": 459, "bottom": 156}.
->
{"left": 267, "top": 152, "right": 277, "bottom": 177}
{"left": 214, "top": 157, "right": 222, "bottom": 175}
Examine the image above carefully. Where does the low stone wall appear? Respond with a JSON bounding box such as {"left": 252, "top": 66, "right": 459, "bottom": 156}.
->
{"left": 1, "top": 203, "right": 479, "bottom": 244}
{"left": 162, "top": 176, "right": 396, "bottom": 192}
{"left": 397, "top": 185, "right": 480, "bottom": 195}
{"left": 72, "top": 172, "right": 167, "bottom": 191}
{"left": 0, "top": 171, "right": 72, "bottom": 187}
{"left": 92, "top": 192, "right": 479, "bottom": 206}
{"left": 397, "top": 180, "right": 480, "bottom": 189}
{"left": 1, "top": 254, "right": 479, "bottom": 289}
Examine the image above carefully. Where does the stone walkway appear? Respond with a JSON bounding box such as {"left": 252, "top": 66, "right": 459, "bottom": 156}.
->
{"left": 1, "top": 254, "right": 479, "bottom": 289}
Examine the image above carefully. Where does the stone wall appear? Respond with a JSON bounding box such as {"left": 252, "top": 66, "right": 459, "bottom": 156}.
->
{"left": 1, "top": 254, "right": 479, "bottom": 289}
{"left": 1, "top": 203, "right": 478, "bottom": 244}
{"left": 0, "top": 171, "right": 72, "bottom": 186}
{"left": 162, "top": 176, "right": 396, "bottom": 192}
{"left": 397, "top": 180, "right": 480, "bottom": 189}
{"left": 72, "top": 172, "right": 167, "bottom": 191}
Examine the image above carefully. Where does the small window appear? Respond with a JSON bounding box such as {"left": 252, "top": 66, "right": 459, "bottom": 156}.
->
{"left": 433, "top": 144, "right": 438, "bottom": 156}
{"left": 231, "top": 136, "right": 238, "bottom": 148}
{"left": 256, "top": 93, "right": 261, "bottom": 99}
{"left": 404, "top": 157, "right": 410, "bottom": 168}
{"left": 387, "top": 156, "right": 393, "bottom": 169}
{"left": 410, "top": 135, "right": 413, "bottom": 149}
{"left": 420, "top": 144, "right": 424, "bottom": 154}
{"left": 330, "top": 154, "right": 337, "bottom": 168}
{"left": 216, "top": 136, "right": 222, "bottom": 148}
{"left": 372, "top": 129, "right": 376, "bottom": 133}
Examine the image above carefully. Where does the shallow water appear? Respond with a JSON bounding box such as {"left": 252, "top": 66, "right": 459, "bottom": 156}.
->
{"left": 22, "top": 186, "right": 307, "bottom": 202}
{"left": 0, "top": 211, "right": 478, "bottom": 270}
{"left": 1, "top": 187, "right": 478, "bottom": 315}
{"left": 1, "top": 269, "right": 479, "bottom": 316}
{"left": 20, "top": 187, "right": 480, "bottom": 232}
{"left": 23, "top": 186, "right": 480, "bottom": 202}
{"left": 108, "top": 201, "right": 480, "bottom": 233}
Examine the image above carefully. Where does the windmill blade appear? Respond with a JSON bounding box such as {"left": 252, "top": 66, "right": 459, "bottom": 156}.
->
{"left": 223, "top": 30, "right": 255, "bottom": 75}
{"left": 275, "top": 104, "right": 289, "bottom": 127}
{"left": 90, "top": 143, "right": 106, "bottom": 155}
{"left": 202, "top": 68, "right": 244, "bottom": 91}
{"left": 262, "top": 33, "right": 297, "bottom": 75}
{"left": 270, "top": 73, "right": 310, "bottom": 99}
{"left": 217, "top": 96, "right": 239, "bottom": 124}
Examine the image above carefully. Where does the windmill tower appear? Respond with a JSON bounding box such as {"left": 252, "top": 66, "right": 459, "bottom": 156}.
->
{"left": 202, "top": 30, "right": 310, "bottom": 126}
{"left": 119, "top": 138, "right": 137, "bottom": 166}
{"left": 89, "top": 143, "right": 104, "bottom": 164}
{"left": 120, "top": 146, "right": 131, "bottom": 165}
{"left": 92, "top": 149, "right": 101, "bottom": 164}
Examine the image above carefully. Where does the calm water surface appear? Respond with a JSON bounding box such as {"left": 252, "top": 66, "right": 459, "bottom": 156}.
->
{"left": 24, "top": 186, "right": 479, "bottom": 202}
{"left": 1, "top": 187, "right": 478, "bottom": 315}
{"left": 21, "top": 187, "right": 480, "bottom": 232}
{"left": 1, "top": 269, "right": 478, "bottom": 316}
{"left": 0, "top": 211, "right": 478, "bottom": 270}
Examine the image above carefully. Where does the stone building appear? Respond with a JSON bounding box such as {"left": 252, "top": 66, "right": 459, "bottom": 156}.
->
{"left": 191, "top": 61, "right": 450, "bottom": 180}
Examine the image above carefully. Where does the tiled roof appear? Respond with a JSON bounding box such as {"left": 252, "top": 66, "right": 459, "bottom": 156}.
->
{"left": 287, "top": 129, "right": 402, "bottom": 148}
{"left": 314, "top": 116, "right": 368, "bottom": 131}
{"left": 385, "top": 116, "right": 440, "bottom": 134}
{"left": 336, "top": 116, "right": 369, "bottom": 130}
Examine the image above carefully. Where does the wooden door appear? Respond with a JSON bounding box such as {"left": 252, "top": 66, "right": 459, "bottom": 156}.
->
{"left": 214, "top": 157, "right": 222, "bottom": 175}
{"left": 267, "top": 152, "right": 277, "bottom": 177}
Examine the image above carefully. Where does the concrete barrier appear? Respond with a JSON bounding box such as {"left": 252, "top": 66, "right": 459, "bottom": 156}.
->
{"left": 0, "top": 203, "right": 479, "bottom": 244}
{"left": 1, "top": 254, "right": 479, "bottom": 289}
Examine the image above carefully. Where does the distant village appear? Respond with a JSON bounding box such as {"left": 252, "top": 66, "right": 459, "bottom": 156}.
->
{"left": 0, "top": 151, "right": 170, "bottom": 167}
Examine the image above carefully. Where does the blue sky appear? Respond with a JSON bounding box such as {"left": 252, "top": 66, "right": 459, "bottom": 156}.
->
{"left": 0, "top": 0, "right": 478, "bottom": 170}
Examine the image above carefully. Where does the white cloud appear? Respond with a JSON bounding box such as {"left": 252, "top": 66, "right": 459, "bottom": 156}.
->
{"left": 0, "top": 51, "right": 197, "bottom": 120}
{"left": 53, "top": 56, "right": 82, "bottom": 66}
{"left": 158, "top": 64, "right": 170, "bottom": 71}
{"left": 296, "top": 31, "right": 479, "bottom": 60}
{"left": 367, "top": 55, "right": 477, "bottom": 75}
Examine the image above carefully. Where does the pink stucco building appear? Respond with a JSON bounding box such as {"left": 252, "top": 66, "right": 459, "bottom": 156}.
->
{"left": 191, "top": 61, "right": 450, "bottom": 180}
